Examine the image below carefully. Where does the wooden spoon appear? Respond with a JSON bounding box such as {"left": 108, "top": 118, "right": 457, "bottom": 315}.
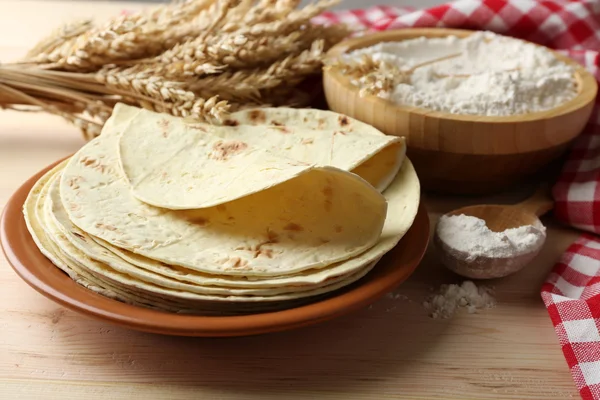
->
{"left": 434, "top": 187, "right": 554, "bottom": 279}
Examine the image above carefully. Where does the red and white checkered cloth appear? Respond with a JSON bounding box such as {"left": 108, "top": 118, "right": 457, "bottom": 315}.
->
{"left": 317, "top": 1, "right": 600, "bottom": 398}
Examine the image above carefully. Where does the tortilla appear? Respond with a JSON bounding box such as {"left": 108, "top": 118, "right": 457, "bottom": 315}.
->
{"left": 118, "top": 105, "right": 401, "bottom": 209}
{"left": 60, "top": 105, "right": 388, "bottom": 277}
{"left": 23, "top": 162, "right": 195, "bottom": 312}
{"left": 23, "top": 161, "right": 102, "bottom": 289}
{"left": 220, "top": 107, "right": 406, "bottom": 192}
{"left": 119, "top": 106, "right": 404, "bottom": 209}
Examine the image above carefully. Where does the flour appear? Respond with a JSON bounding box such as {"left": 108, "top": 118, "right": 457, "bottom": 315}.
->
{"left": 436, "top": 214, "right": 546, "bottom": 261}
{"left": 344, "top": 31, "right": 577, "bottom": 116}
{"left": 424, "top": 281, "right": 496, "bottom": 319}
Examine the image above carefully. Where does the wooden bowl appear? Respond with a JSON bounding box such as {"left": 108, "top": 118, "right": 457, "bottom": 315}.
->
{"left": 0, "top": 159, "right": 429, "bottom": 337}
{"left": 323, "top": 28, "right": 598, "bottom": 194}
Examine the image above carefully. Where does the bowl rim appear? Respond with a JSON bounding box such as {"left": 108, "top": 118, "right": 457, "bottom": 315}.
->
{"left": 0, "top": 158, "right": 430, "bottom": 337}
{"left": 325, "top": 27, "right": 598, "bottom": 123}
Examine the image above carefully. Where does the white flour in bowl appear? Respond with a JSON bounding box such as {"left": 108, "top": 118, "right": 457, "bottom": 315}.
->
{"left": 342, "top": 31, "right": 578, "bottom": 116}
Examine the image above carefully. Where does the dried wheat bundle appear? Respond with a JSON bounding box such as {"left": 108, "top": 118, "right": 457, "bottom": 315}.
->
{"left": 326, "top": 52, "right": 465, "bottom": 99}
{"left": 0, "top": 0, "right": 355, "bottom": 139}
{"left": 325, "top": 54, "right": 403, "bottom": 98}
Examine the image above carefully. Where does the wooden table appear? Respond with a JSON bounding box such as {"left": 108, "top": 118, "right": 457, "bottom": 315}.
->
{"left": 0, "top": 1, "right": 582, "bottom": 398}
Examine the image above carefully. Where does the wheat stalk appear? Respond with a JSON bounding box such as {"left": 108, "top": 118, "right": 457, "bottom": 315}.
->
{"left": 189, "top": 40, "right": 325, "bottom": 98}
{"left": 24, "top": 19, "right": 94, "bottom": 61}
{"left": 0, "top": 0, "right": 350, "bottom": 138}
{"left": 156, "top": 0, "right": 250, "bottom": 76}
{"left": 329, "top": 53, "right": 463, "bottom": 98}
{"left": 232, "top": 0, "right": 340, "bottom": 37}
{"left": 28, "top": 0, "right": 220, "bottom": 71}
{"left": 147, "top": 0, "right": 214, "bottom": 26}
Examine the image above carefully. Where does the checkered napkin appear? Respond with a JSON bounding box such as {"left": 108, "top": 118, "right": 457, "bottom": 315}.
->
{"left": 316, "top": 0, "right": 600, "bottom": 398}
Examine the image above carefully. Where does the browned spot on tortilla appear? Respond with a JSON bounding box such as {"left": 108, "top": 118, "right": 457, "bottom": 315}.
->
{"left": 334, "top": 130, "right": 346, "bottom": 136}
{"left": 209, "top": 140, "right": 248, "bottom": 161}
{"left": 338, "top": 115, "right": 349, "bottom": 126}
{"left": 68, "top": 203, "right": 81, "bottom": 212}
{"left": 249, "top": 110, "right": 266, "bottom": 124}
{"left": 67, "top": 177, "right": 82, "bottom": 190}
{"left": 334, "top": 225, "right": 343, "bottom": 233}
{"left": 272, "top": 126, "right": 291, "bottom": 134}
{"left": 95, "top": 223, "right": 117, "bottom": 232}
{"left": 159, "top": 261, "right": 170, "bottom": 267}
{"left": 319, "top": 238, "right": 331, "bottom": 244}
{"left": 231, "top": 257, "right": 249, "bottom": 268}
{"left": 266, "top": 229, "right": 279, "bottom": 243}
{"left": 216, "top": 204, "right": 227, "bottom": 213}
{"left": 72, "top": 232, "right": 86, "bottom": 241}
{"left": 271, "top": 120, "right": 283, "bottom": 126}
{"left": 158, "top": 119, "right": 170, "bottom": 129}
{"left": 81, "top": 157, "right": 109, "bottom": 174}
{"left": 237, "top": 243, "right": 274, "bottom": 259}
{"left": 228, "top": 216, "right": 235, "bottom": 220}
{"left": 188, "top": 216, "right": 209, "bottom": 226}
{"left": 301, "top": 138, "right": 314, "bottom": 145}
{"left": 317, "top": 118, "right": 326, "bottom": 128}
{"left": 237, "top": 231, "right": 278, "bottom": 259}
{"left": 255, "top": 248, "right": 273, "bottom": 258}
{"left": 80, "top": 156, "right": 97, "bottom": 167}
{"left": 189, "top": 124, "right": 207, "bottom": 132}
{"left": 158, "top": 118, "right": 170, "bottom": 137}
{"left": 283, "top": 222, "right": 304, "bottom": 232}
{"left": 223, "top": 119, "right": 239, "bottom": 126}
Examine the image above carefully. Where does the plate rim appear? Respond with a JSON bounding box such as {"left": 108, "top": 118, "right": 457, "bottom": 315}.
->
{"left": 1, "top": 158, "right": 429, "bottom": 337}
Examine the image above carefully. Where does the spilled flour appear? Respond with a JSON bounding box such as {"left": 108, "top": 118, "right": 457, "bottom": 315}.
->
{"left": 424, "top": 281, "right": 496, "bottom": 319}
{"left": 379, "top": 283, "right": 494, "bottom": 319}
{"left": 342, "top": 31, "right": 577, "bottom": 116}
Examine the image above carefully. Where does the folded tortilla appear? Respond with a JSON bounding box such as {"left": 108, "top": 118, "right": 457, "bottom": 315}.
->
{"left": 118, "top": 106, "right": 404, "bottom": 210}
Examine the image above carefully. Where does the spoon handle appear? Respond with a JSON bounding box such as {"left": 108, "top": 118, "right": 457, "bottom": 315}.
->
{"left": 516, "top": 186, "right": 554, "bottom": 216}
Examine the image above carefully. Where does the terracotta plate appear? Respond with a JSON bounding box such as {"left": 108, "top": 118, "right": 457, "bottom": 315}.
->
{"left": 1, "top": 160, "right": 429, "bottom": 337}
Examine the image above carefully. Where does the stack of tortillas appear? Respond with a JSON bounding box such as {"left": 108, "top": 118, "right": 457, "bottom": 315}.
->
{"left": 24, "top": 103, "right": 420, "bottom": 315}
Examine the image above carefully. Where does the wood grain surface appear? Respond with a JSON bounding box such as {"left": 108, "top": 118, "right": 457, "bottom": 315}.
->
{"left": 0, "top": 1, "right": 581, "bottom": 398}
